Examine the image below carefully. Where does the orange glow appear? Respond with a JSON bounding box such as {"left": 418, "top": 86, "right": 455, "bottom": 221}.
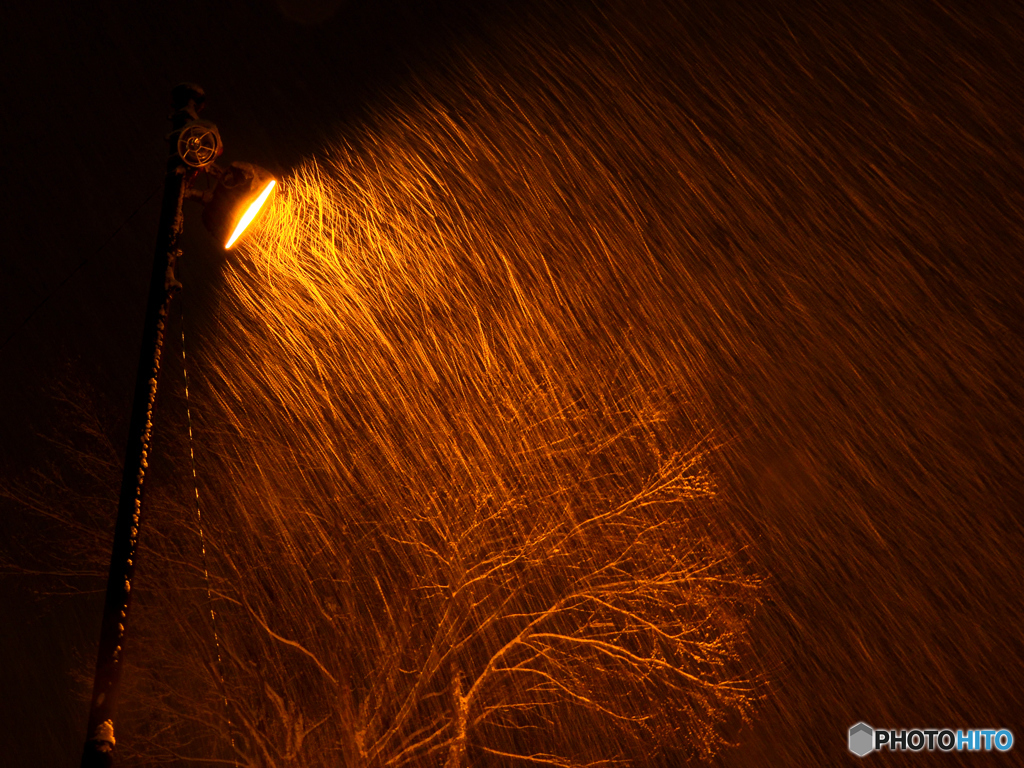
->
{"left": 225, "top": 179, "right": 277, "bottom": 249}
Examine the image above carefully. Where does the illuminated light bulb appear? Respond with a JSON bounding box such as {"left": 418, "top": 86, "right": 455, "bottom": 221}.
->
{"left": 225, "top": 179, "right": 276, "bottom": 249}
{"left": 201, "top": 162, "right": 277, "bottom": 249}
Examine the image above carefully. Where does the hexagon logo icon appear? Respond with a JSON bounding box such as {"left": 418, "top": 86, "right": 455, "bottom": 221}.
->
{"left": 849, "top": 722, "right": 874, "bottom": 757}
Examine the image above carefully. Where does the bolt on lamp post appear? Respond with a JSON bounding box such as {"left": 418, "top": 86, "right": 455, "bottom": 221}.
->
{"left": 81, "top": 83, "right": 276, "bottom": 768}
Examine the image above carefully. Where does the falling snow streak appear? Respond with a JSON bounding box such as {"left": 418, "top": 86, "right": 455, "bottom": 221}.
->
{"left": 182, "top": 133, "right": 762, "bottom": 766}
{"left": 117, "top": 6, "right": 779, "bottom": 764}
{"left": 6, "top": 0, "right": 1024, "bottom": 766}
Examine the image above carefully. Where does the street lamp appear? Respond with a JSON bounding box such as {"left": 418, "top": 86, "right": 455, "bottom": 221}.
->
{"left": 81, "top": 83, "right": 275, "bottom": 768}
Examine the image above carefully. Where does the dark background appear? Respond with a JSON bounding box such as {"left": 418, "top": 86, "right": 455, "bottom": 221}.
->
{"left": 1, "top": 2, "right": 528, "bottom": 764}
{"left": 2, "top": 0, "right": 1023, "bottom": 766}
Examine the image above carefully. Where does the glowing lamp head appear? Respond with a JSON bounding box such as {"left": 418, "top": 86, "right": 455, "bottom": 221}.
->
{"left": 202, "top": 162, "right": 277, "bottom": 249}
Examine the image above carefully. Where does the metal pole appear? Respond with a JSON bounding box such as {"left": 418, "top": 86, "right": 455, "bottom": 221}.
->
{"left": 81, "top": 83, "right": 204, "bottom": 768}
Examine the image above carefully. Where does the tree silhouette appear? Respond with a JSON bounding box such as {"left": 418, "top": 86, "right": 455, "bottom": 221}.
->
{"left": 4, "top": 366, "right": 760, "bottom": 767}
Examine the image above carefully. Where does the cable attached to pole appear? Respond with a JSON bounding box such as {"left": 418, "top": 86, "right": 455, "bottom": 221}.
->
{"left": 179, "top": 286, "right": 236, "bottom": 751}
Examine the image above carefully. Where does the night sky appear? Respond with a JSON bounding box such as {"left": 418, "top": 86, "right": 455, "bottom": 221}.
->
{"left": 2, "top": 1, "right": 1023, "bottom": 766}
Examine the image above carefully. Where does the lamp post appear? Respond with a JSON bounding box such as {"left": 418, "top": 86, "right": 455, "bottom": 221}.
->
{"left": 81, "top": 83, "right": 275, "bottom": 768}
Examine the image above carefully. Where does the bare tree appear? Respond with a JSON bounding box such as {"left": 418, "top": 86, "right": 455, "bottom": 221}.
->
{"left": 123, "top": 376, "right": 758, "bottom": 767}
{"left": 358, "top": 446, "right": 758, "bottom": 768}
{"left": 3, "top": 370, "right": 759, "bottom": 768}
